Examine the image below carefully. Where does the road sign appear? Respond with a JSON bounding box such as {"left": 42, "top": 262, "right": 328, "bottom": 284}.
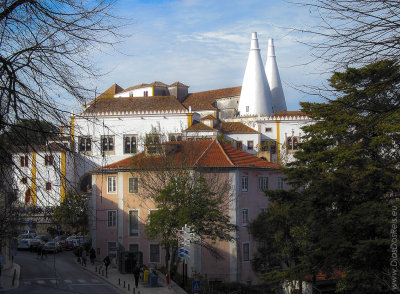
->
{"left": 192, "top": 280, "right": 201, "bottom": 293}
{"left": 57, "top": 224, "right": 61, "bottom": 231}
{"left": 28, "top": 220, "right": 33, "bottom": 228}
{"left": 178, "top": 253, "right": 185, "bottom": 258}
{"left": 178, "top": 248, "right": 189, "bottom": 255}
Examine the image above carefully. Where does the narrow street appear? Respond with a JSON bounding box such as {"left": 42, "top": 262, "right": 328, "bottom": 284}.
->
{"left": 4, "top": 250, "right": 123, "bottom": 294}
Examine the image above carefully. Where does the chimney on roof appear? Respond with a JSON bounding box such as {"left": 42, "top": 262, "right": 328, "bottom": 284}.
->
{"left": 238, "top": 32, "right": 273, "bottom": 116}
{"left": 265, "top": 38, "right": 287, "bottom": 114}
{"left": 168, "top": 82, "right": 189, "bottom": 102}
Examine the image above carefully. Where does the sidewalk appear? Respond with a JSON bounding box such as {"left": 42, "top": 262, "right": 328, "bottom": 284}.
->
{"left": 76, "top": 258, "right": 184, "bottom": 294}
{"left": 0, "top": 263, "right": 20, "bottom": 291}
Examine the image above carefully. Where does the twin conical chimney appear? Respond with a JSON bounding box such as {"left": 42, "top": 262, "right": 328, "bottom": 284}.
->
{"left": 238, "top": 33, "right": 287, "bottom": 116}
{"left": 265, "top": 38, "right": 287, "bottom": 113}
{"left": 238, "top": 32, "right": 273, "bottom": 116}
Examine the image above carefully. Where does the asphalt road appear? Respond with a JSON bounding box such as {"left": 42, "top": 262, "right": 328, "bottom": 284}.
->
{"left": 4, "top": 249, "right": 123, "bottom": 294}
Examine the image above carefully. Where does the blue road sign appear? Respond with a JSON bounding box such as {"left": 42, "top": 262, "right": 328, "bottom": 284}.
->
{"left": 192, "top": 280, "right": 201, "bottom": 293}
{"left": 57, "top": 224, "right": 61, "bottom": 231}
{"left": 178, "top": 248, "right": 189, "bottom": 255}
{"left": 28, "top": 220, "right": 33, "bottom": 228}
{"left": 178, "top": 253, "right": 185, "bottom": 258}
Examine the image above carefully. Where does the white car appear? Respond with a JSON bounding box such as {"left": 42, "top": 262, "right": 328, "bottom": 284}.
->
{"left": 17, "top": 238, "right": 41, "bottom": 250}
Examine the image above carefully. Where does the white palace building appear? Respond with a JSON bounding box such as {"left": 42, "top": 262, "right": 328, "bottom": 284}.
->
{"left": 12, "top": 31, "right": 312, "bottom": 207}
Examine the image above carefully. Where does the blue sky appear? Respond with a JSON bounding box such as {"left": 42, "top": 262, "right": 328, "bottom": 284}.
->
{"left": 85, "top": 0, "right": 330, "bottom": 111}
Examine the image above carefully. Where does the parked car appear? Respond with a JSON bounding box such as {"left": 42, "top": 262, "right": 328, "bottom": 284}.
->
{"left": 17, "top": 238, "right": 41, "bottom": 251}
{"left": 36, "top": 234, "right": 50, "bottom": 243}
{"left": 65, "top": 236, "right": 87, "bottom": 250}
{"left": 43, "top": 242, "right": 61, "bottom": 253}
{"left": 17, "top": 233, "right": 35, "bottom": 240}
{"left": 53, "top": 235, "right": 67, "bottom": 249}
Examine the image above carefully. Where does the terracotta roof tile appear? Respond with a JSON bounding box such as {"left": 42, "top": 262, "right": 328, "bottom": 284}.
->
{"left": 184, "top": 122, "right": 216, "bottom": 132}
{"left": 84, "top": 96, "right": 187, "bottom": 114}
{"left": 183, "top": 86, "right": 241, "bottom": 111}
{"left": 201, "top": 115, "right": 216, "bottom": 120}
{"left": 220, "top": 122, "right": 259, "bottom": 134}
{"left": 89, "top": 84, "right": 124, "bottom": 105}
{"left": 169, "top": 82, "right": 189, "bottom": 87}
{"left": 97, "top": 139, "right": 278, "bottom": 171}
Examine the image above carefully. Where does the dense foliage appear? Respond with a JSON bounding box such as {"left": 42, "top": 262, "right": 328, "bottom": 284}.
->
{"left": 249, "top": 60, "right": 400, "bottom": 293}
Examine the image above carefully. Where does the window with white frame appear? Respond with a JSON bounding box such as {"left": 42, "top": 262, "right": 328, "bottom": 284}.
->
{"left": 124, "top": 135, "right": 137, "bottom": 154}
{"left": 107, "top": 210, "right": 117, "bottom": 227}
{"left": 259, "top": 207, "right": 267, "bottom": 214}
{"left": 287, "top": 136, "right": 299, "bottom": 151}
{"left": 129, "top": 177, "right": 139, "bottom": 194}
{"left": 129, "top": 210, "right": 139, "bottom": 237}
{"left": 107, "top": 241, "right": 117, "bottom": 259}
{"left": 241, "top": 176, "right": 248, "bottom": 192}
{"left": 278, "top": 177, "right": 284, "bottom": 190}
{"left": 78, "top": 137, "right": 92, "bottom": 152}
{"left": 20, "top": 155, "right": 29, "bottom": 167}
{"left": 46, "top": 182, "right": 52, "bottom": 191}
{"left": 243, "top": 243, "right": 250, "bottom": 262}
{"left": 150, "top": 243, "right": 160, "bottom": 263}
{"left": 145, "top": 134, "right": 162, "bottom": 154}
{"left": 242, "top": 209, "right": 249, "bottom": 225}
{"left": 101, "top": 135, "right": 115, "bottom": 152}
{"left": 45, "top": 155, "right": 54, "bottom": 166}
{"left": 107, "top": 176, "right": 116, "bottom": 193}
{"left": 247, "top": 140, "right": 254, "bottom": 150}
{"left": 129, "top": 243, "right": 139, "bottom": 252}
{"left": 258, "top": 176, "right": 269, "bottom": 191}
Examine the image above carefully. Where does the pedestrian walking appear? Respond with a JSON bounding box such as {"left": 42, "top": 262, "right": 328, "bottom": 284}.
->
{"left": 37, "top": 244, "right": 42, "bottom": 259}
{"left": 89, "top": 248, "right": 96, "bottom": 265}
{"left": 133, "top": 265, "right": 140, "bottom": 288}
{"left": 103, "top": 255, "right": 111, "bottom": 275}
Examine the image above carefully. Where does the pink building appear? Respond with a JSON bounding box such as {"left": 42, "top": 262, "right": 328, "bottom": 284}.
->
{"left": 90, "top": 139, "right": 288, "bottom": 284}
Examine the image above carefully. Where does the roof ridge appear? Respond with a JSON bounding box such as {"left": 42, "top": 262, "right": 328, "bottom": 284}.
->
{"left": 215, "top": 140, "right": 234, "bottom": 166}
{"left": 193, "top": 140, "right": 218, "bottom": 166}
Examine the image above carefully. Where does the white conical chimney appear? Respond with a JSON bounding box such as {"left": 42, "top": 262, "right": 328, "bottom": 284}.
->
{"left": 238, "top": 32, "right": 273, "bottom": 116}
{"left": 265, "top": 38, "right": 287, "bottom": 114}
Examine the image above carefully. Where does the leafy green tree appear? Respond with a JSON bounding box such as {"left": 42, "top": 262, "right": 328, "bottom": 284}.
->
{"left": 249, "top": 60, "right": 400, "bottom": 294}
{"left": 53, "top": 191, "right": 88, "bottom": 234}
{"left": 145, "top": 170, "right": 236, "bottom": 277}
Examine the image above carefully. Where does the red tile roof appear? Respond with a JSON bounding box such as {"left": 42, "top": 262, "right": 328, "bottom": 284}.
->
{"left": 96, "top": 139, "right": 278, "bottom": 172}
{"left": 220, "top": 122, "right": 258, "bottom": 134}
{"left": 201, "top": 115, "right": 216, "bottom": 120}
{"left": 184, "top": 122, "right": 216, "bottom": 132}
{"left": 83, "top": 96, "right": 187, "bottom": 114}
{"left": 183, "top": 86, "right": 241, "bottom": 111}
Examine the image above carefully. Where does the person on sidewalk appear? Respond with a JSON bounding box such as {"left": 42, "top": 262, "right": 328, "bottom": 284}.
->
{"left": 89, "top": 248, "right": 96, "bottom": 265}
{"left": 133, "top": 265, "right": 140, "bottom": 288}
{"left": 103, "top": 255, "right": 111, "bottom": 275}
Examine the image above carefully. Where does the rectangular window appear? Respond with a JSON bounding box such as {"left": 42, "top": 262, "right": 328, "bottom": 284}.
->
{"left": 236, "top": 141, "right": 243, "bottom": 150}
{"left": 21, "top": 177, "right": 27, "bottom": 184}
{"left": 45, "top": 155, "right": 54, "bottom": 166}
{"left": 150, "top": 244, "right": 160, "bottom": 263}
{"left": 287, "top": 136, "right": 299, "bottom": 151}
{"left": 259, "top": 207, "right": 267, "bottom": 214}
{"left": 247, "top": 141, "right": 254, "bottom": 150}
{"left": 260, "top": 140, "right": 276, "bottom": 154}
{"left": 243, "top": 243, "right": 250, "bottom": 262}
{"left": 101, "top": 135, "right": 115, "bottom": 152}
{"left": 107, "top": 176, "right": 116, "bottom": 193}
{"left": 145, "top": 134, "right": 162, "bottom": 154}
{"left": 278, "top": 177, "right": 284, "bottom": 190}
{"left": 46, "top": 182, "right": 52, "bottom": 191}
{"left": 78, "top": 137, "right": 92, "bottom": 152}
{"left": 20, "top": 155, "right": 29, "bottom": 167}
{"left": 124, "top": 135, "right": 137, "bottom": 154}
{"left": 241, "top": 176, "right": 248, "bottom": 192}
{"left": 246, "top": 106, "right": 249, "bottom": 112}
{"left": 129, "top": 210, "right": 139, "bottom": 237}
{"left": 129, "top": 243, "right": 139, "bottom": 252}
{"left": 107, "top": 241, "right": 117, "bottom": 259}
{"left": 107, "top": 210, "right": 117, "bottom": 227}
{"left": 242, "top": 209, "right": 249, "bottom": 225}
{"left": 129, "top": 177, "right": 139, "bottom": 194}
{"left": 144, "top": 91, "right": 148, "bottom": 97}
{"left": 258, "top": 176, "right": 269, "bottom": 191}
{"left": 265, "top": 127, "right": 272, "bottom": 132}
